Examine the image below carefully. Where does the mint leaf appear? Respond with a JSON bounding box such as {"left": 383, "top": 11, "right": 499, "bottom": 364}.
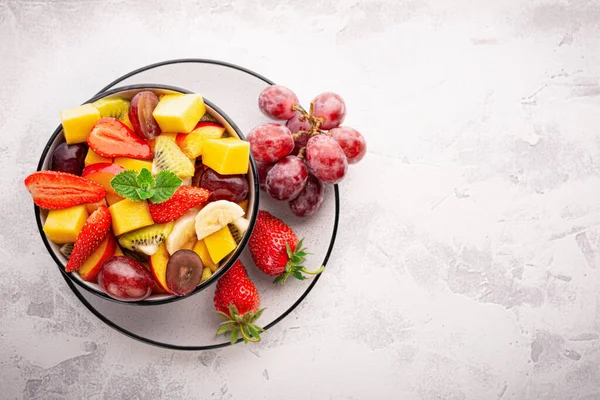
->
{"left": 136, "top": 188, "right": 154, "bottom": 200}
{"left": 111, "top": 170, "right": 142, "bottom": 201}
{"left": 151, "top": 170, "right": 182, "bottom": 204}
{"left": 137, "top": 168, "right": 154, "bottom": 188}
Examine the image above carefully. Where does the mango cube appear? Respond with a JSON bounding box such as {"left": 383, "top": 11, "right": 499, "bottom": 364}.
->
{"left": 193, "top": 240, "right": 218, "bottom": 272}
{"left": 114, "top": 157, "right": 153, "bottom": 173}
{"left": 204, "top": 226, "right": 236, "bottom": 264}
{"left": 152, "top": 94, "right": 205, "bottom": 133}
{"left": 202, "top": 138, "right": 249, "bottom": 175}
{"left": 85, "top": 148, "right": 112, "bottom": 166}
{"left": 109, "top": 199, "right": 154, "bottom": 236}
{"left": 201, "top": 267, "right": 212, "bottom": 283}
{"left": 60, "top": 104, "right": 101, "bottom": 144}
{"left": 43, "top": 205, "right": 89, "bottom": 244}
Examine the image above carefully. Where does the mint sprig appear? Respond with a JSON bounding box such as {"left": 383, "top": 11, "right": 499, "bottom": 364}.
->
{"left": 110, "top": 168, "right": 182, "bottom": 204}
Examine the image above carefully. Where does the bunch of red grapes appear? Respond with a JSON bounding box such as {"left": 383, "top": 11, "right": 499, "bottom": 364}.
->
{"left": 248, "top": 85, "right": 366, "bottom": 217}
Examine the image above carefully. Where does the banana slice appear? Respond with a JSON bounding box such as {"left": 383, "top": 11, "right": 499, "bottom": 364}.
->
{"left": 166, "top": 207, "right": 200, "bottom": 255}
{"left": 195, "top": 200, "right": 244, "bottom": 241}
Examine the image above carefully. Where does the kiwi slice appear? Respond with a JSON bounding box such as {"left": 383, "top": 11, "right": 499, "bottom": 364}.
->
{"left": 59, "top": 243, "right": 74, "bottom": 259}
{"left": 228, "top": 217, "right": 249, "bottom": 244}
{"left": 152, "top": 136, "right": 195, "bottom": 178}
{"left": 118, "top": 222, "right": 174, "bottom": 256}
{"left": 92, "top": 98, "right": 130, "bottom": 119}
{"left": 199, "top": 113, "right": 218, "bottom": 123}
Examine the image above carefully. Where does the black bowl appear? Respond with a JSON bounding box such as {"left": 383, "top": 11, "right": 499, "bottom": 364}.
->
{"left": 35, "top": 84, "right": 259, "bottom": 305}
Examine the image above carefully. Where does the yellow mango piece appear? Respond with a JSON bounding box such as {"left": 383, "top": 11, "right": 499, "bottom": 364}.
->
{"left": 193, "top": 240, "right": 218, "bottom": 272}
{"left": 60, "top": 104, "right": 101, "bottom": 144}
{"left": 237, "top": 199, "right": 249, "bottom": 216}
{"left": 204, "top": 226, "right": 236, "bottom": 264}
{"left": 201, "top": 267, "right": 212, "bottom": 283}
{"left": 43, "top": 205, "right": 89, "bottom": 244}
{"left": 109, "top": 199, "right": 153, "bottom": 236}
{"left": 84, "top": 148, "right": 112, "bottom": 166}
{"left": 113, "top": 157, "right": 153, "bottom": 173}
{"left": 202, "top": 138, "right": 250, "bottom": 175}
{"left": 152, "top": 94, "right": 206, "bottom": 133}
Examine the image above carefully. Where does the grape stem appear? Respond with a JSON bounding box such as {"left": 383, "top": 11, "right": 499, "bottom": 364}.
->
{"left": 291, "top": 103, "right": 328, "bottom": 159}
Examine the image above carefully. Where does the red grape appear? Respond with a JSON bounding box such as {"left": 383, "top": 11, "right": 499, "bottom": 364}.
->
{"left": 305, "top": 135, "right": 347, "bottom": 184}
{"left": 247, "top": 123, "right": 294, "bottom": 162}
{"left": 265, "top": 155, "right": 308, "bottom": 201}
{"left": 51, "top": 142, "right": 87, "bottom": 175}
{"left": 289, "top": 173, "right": 324, "bottom": 217}
{"left": 330, "top": 126, "right": 367, "bottom": 164}
{"left": 291, "top": 131, "right": 310, "bottom": 156}
{"left": 258, "top": 85, "right": 299, "bottom": 120}
{"left": 256, "top": 161, "right": 275, "bottom": 191}
{"left": 200, "top": 168, "right": 248, "bottom": 203}
{"left": 166, "top": 250, "right": 203, "bottom": 296}
{"left": 129, "top": 91, "right": 161, "bottom": 140}
{"left": 286, "top": 111, "right": 311, "bottom": 133}
{"left": 312, "top": 92, "right": 346, "bottom": 130}
{"left": 98, "top": 256, "right": 155, "bottom": 301}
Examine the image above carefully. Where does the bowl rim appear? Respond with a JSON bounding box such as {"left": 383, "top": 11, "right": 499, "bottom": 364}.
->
{"left": 34, "top": 83, "right": 260, "bottom": 306}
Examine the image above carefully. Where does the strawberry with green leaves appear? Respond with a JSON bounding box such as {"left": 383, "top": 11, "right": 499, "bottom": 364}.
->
{"left": 248, "top": 210, "right": 323, "bottom": 284}
{"left": 214, "top": 260, "right": 264, "bottom": 344}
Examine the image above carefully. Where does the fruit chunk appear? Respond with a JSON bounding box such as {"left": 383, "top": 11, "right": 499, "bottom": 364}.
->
{"left": 152, "top": 135, "right": 195, "bottom": 178}
{"left": 228, "top": 217, "right": 249, "bottom": 244}
{"left": 113, "top": 157, "right": 153, "bottom": 173}
{"left": 60, "top": 104, "right": 101, "bottom": 144}
{"left": 176, "top": 122, "right": 225, "bottom": 158}
{"left": 195, "top": 200, "right": 244, "bottom": 240}
{"left": 129, "top": 91, "right": 161, "bottom": 140}
{"left": 87, "top": 117, "right": 152, "bottom": 159}
{"left": 148, "top": 186, "right": 210, "bottom": 223}
{"left": 202, "top": 138, "right": 250, "bottom": 175}
{"left": 108, "top": 199, "right": 154, "bottom": 236}
{"left": 24, "top": 171, "right": 106, "bottom": 210}
{"left": 204, "top": 226, "right": 236, "bottom": 264}
{"left": 78, "top": 234, "right": 117, "bottom": 282}
{"left": 166, "top": 249, "right": 203, "bottom": 296}
{"left": 200, "top": 168, "right": 248, "bottom": 203}
{"left": 50, "top": 143, "right": 87, "bottom": 176}
{"left": 85, "top": 199, "right": 107, "bottom": 214}
{"left": 166, "top": 207, "right": 199, "bottom": 255}
{"left": 201, "top": 267, "right": 212, "bottom": 283}
{"left": 118, "top": 222, "right": 174, "bottom": 256}
{"left": 66, "top": 205, "right": 112, "bottom": 272}
{"left": 92, "top": 98, "right": 130, "bottom": 119}
{"left": 85, "top": 148, "right": 112, "bottom": 166}
{"left": 98, "top": 256, "right": 155, "bottom": 301}
{"left": 148, "top": 132, "right": 177, "bottom": 152}
{"left": 192, "top": 240, "right": 218, "bottom": 272}
{"left": 43, "top": 205, "right": 89, "bottom": 244}
{"left": 152, "top": 94, "right": 206, "bottom": 133}
{"left": 82, "top": 163, "right": 125, "bottom": 204}
{"left": 149, "top": 243, "right": 171, "bottom": 293}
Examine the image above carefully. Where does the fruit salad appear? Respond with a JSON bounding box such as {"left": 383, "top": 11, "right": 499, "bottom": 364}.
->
{"left": 25, "top": 89, "right": 254, "bottom": 302}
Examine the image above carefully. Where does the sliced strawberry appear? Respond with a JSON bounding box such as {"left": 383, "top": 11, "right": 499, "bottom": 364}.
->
{"left": 24, "top": 171, "right": 106, "bottom": 210}
{"left": 148, "top": 186, "right": 210, "bottom": 223}
{"left": 66, "top": 205, "right": 112, "bottom": 272}
{"left": 87, "top": 117, "right": 152, "bottom": 159}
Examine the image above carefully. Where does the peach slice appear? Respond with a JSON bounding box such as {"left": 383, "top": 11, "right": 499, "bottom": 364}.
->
{"left": 78, "top": 234, "right": 117, "bottom": 282}
{"left": 82, "top": 163, "right": 125, "bottom": 205}
{"left": 149, "top": 242, "right": 171, "bottom": 293}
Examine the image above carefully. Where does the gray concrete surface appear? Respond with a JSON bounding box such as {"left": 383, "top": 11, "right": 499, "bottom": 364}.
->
{"left": 2, "top": 0, "right": 600, "bottom": 399}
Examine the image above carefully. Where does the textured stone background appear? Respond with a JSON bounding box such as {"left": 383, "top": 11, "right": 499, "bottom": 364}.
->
{"left": 2, "top": 0, "right": 600, "bottom": 399}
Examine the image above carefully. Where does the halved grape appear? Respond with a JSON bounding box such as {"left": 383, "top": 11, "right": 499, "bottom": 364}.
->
{"left": 50, "top": 142, "right": 87, "bottom": 176}
{"left": 97, "top": 256, "right": 155, "bottom": 301}
{"left": 129, "top": 91, "right": 161, "bottom": 139}
{"left": 265, "top": 155, "right": 308, "bottom": 201}
{"left": 200, "top": 168, "right": 248, "bottom": 203}
{"left": 166, "top": 250, "right": 203, "bottom": 296}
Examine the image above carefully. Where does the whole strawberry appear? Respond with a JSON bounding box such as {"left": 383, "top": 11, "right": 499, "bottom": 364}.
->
{"left": 249, "top": 210, "right": 323, "bottom": 284}
{"left": 65, "top": 205, "right": 112, "bottom": 272}
{"left": 214, "top": 260, "right": 264, "bottom": 344}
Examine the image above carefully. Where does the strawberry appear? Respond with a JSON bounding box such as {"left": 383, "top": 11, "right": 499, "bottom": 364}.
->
{"left": 148, "top": 186, "right": 210, "bottom": 223}
{"left": 24, "top": 171, "right": 105, "bottom": 210}
{"left": 87, "top": 117, "right": 152, "bottom": 159}
{"left": 248, "top": 210, "right": 323, "bottom": 284}
{"left": 214, "top": 260, "right": 264, "bottom": 344}
{"left": 65, "top": 205, "right": 112, "bottom": 272}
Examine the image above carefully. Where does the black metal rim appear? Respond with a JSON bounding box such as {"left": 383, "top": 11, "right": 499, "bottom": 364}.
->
{"left": 41, "top": 59, "right": 340, "bottom": 350}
